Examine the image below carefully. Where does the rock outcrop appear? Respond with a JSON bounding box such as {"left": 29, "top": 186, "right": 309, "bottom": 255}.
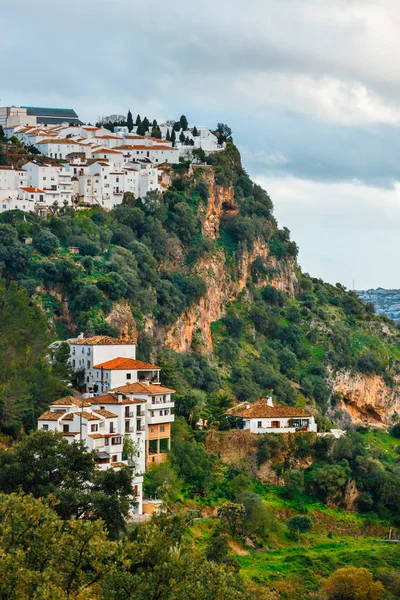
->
{"left": 332, "top": 370, "right": 400, "bottom": 427}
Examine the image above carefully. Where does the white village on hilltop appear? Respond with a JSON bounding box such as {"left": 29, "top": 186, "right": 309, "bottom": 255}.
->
{"left": 38, "top": 335, "right": 175, "bottom": 515}
{"left": 0, "top": 105, "right": 225, "bottom": 213}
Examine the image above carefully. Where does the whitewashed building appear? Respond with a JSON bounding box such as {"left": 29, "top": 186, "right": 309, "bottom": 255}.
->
{"left": 227, "top": 397, "right": 317, "bottom": 434}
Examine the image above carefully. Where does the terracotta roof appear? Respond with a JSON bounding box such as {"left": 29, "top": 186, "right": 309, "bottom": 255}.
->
{"left": 81, "top": 411, "right": 101, "bottom": 421}
{"left": 38, "top": 410, "right": 63, "bottom": 421}
{"left": 92, "top": 148, "right": 122, "bottom": 154}
{"left": 110, "top": 382, "right": 175, "bottom": 395}
{"left": 60, "top": 413, "right": 74, "bottom": 421}
{"left": 227, "top": 399, "right": 311, "bottom": 419}
{"left": 116, "top": 145, "right": 177, "bottom": 151}
{"left": 62, "top": 432, "right": 79, "bottom": 437}
{"left": 91, "top": 393, "right": 146, "bottom": 405}
{"left": 20, "top": 187, "right": 44, "bottom": 193}
{"left": 93, "top": 357, "right": 160, "bottom": 370}
{"left": 93, "top": 409, "right": 118, "bottom": 418}
{"left": 89, "top": 433, "right": 121, "bottom": 439}
{"left": 111, "top": 462, "right": 127, "bottom": 468}
{"left": 70, "top": 336, "right": 131, "bottom": 346}
{"left": 51, "top": 396, "right": 92, "bottom": 408}
{"left": 38, "top": 138, "right": 80, "bottom": 145}
{"left": 0, "top": 166, "right": 14, "bottom": 170}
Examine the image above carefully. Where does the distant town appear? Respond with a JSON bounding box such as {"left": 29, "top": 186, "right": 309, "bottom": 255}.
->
{"left": 0, "top": 104, "right": 225, "bottom": 213}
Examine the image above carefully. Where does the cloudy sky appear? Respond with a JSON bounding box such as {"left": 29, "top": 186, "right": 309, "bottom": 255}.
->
{"left": 2, "top": 0, "right": 400, "bottom": 289}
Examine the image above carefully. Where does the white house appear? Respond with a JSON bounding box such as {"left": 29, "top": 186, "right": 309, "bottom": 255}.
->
{"left": 68, "top": 335, "right": 137, "bottom": 390}
{"left": 91, "top": 357, "right": 161, "bottom": 393}
{"left": 37, "top": 394, "right": 143, "bottom": 513}
{"left": 0, "top": 166, "right": 27, "bottom": 200}
{"left": 0, "top": 195, "right": 35, "bottom": 213}
{"left": 23, "top": 161, "right": 72, "bottom": 206}
{"left": 36, "top": 138, "right": 83, "bottom": 160}
{"left": 227, "top": 397, "right": 317, "bottom": 434}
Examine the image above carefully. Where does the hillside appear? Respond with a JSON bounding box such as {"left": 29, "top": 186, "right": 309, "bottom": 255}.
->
{"left": 358, "top": 288, "right": 400, "bottom": 322}
{"left": 1, "top": 142, "right": 400, "bottom": 433}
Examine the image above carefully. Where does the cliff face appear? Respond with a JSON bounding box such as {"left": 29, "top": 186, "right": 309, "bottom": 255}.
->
{"left": 332, "top": 370, "right": 400, "bottom": 427}
{"left": 165, "top": 180, "right": 297, "bottom": 353}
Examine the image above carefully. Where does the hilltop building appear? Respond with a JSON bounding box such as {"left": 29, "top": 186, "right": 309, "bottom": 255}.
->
{"left": 227, "top": 397, "right": 317, "bottom": 434}
{"left": 38, "top": 335, "right": 175, "bottom": 513}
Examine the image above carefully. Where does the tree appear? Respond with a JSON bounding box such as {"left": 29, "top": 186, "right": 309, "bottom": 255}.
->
{"left": 192, "top": 126, "right": 199, "bottom": 136}
{"left": 127, "top": 109, "right": 133, "bottom": 132}
{"left": 173, "top": 121, "right": 181, "bottom": 132}
{"left": 180, "top": 115, "right": 188, "bottom": 130}
{"left": 217, "top": 502, "right": 246, "bottom": 536}
{"left": 142, "top": 116, "right": 150, "bottom": 132}
{"left": 206, "top": 529, "right": 240, "bottom": 571}
{"left": 171, "top": 129, "right": 176, "bottom": 147}
{"left": 216, "top": 123, "right": 232, "bottom": 144}
{"left": 135, "top": 114, "right": 141, "bottom": 126}
{"left": 320, "top": 566, "right": 384, "bottom": 600}
{"left": 179, "top": 131, "right": 186, "bottom": 143}
{"left": 166, "top": 128, "right": 171, "bottom": 141}
{"left": 281, "top": 470, "right": 305, "bottom": 499}
{"left": 287, "top": 515, "right": 312, "bottom": 540}
{"left": 33, "top": 229, "right": 59, "bottom": 256}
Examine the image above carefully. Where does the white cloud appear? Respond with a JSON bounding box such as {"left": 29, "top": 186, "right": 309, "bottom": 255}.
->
{"left": 255, "top": 175, "right": 400, "bottom": 289}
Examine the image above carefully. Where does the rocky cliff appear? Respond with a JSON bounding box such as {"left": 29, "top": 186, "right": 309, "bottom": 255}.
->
{"left": 164, "top": 180, "right": 297, "bottom": 353}
{"left": 332, "top": 370, "right": 400, "bottom": 428}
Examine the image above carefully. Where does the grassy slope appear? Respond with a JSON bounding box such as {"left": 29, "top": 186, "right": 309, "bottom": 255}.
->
{"left": 188, "top": 430, "right": 400, "bottom": 598}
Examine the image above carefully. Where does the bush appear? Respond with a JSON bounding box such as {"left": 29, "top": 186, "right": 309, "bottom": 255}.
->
{"left": 33, "top": 230, "right": 59, "bottom": 256}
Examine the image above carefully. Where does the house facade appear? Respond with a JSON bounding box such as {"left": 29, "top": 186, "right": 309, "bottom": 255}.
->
{"left": 227, "top": 397, "right": 317, "bottom": 434}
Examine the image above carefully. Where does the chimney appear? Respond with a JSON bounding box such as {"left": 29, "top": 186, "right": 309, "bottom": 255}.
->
{"left": 117, "top": 393, "right": 123, "bottom": 403}
{"left": 246, "top": 404, "right": 250, "bottom": 409}
{"left": 78, "top": 332, "right": 84, "bottom": 340}
{"left": 266, "top": 397, "right": 274, "bottom": 407}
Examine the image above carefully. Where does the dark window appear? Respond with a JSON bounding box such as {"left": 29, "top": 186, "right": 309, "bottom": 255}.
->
{"left": 63, "top": 424, "right": 69, "bottom": 432}
{"left": 257, "top": 421, "right": 262, "bottom": 428}
{"left": 126, "top": 373, "right": 131, "bottom": 380}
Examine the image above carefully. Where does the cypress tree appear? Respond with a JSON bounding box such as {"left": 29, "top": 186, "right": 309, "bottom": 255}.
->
{"left": 193, "top": 126, "right": 199, "bottom": 137}
{"left": 179, "top": 131, "right": 186, "bottom": 143}
{"left": 166, "top": 129, "right": 171, "bottom": 141}
{"left": 135, "top": 114, "right": 141, "bottom": 126}
{"left": 180, "top": 115, "right": 188, "bottom": 131}
{"left": 152, "top": 119, "right": 158, "bottom": 127}
{"left": 142, "top": 117, "right": 150, "bottom": 132}
{"left": 137, "top": 122, "right": 145, "bottom": 136}
{"left": 171, "top": 130, "right": 176, "bottom": 147}
{"left": 127, "top": 110, "right": 133, "bottom": 132}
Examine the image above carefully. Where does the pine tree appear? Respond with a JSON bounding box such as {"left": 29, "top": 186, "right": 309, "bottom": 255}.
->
{"left": 179, "top": 131, "right": 186, "bottom": 143}
{"left": 152, "top": 119, "right": 158, "bottom": 127}
{"left": 171, "top": 130, "right": 176, "bottom": 147}
{"left": 127, "top": 110, "right": 133, "bottom": 132}
{"left": 166, "top": 129, "right": 171, "bottom": 142}
{"left": 135, "top": 114, "right": 141, "bottom": 126}
{"left": 180, "top": 115, "right": 188, "bottom": 131}
{"left": 192, "top": 126, "right": 199, "bottom": 137}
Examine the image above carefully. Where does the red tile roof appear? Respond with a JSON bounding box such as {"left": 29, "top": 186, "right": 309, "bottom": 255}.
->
{"left": 93, "top": 357, "right": 160, "bottom": 370}
{"left": 90, "top": 393, "right": 146, "bottom": 405}
{"left": 70, "top": 336, "right": 131, "bottom": 346}
{"left": 227, "top": 399, "right": 311, "bottom": 419}
{"left": 51, "top": 396, "right": 92, "bottom": 408}
{"left": 20, "top": 187, "right": 44, "bottom": 193}
{"left": 110, "top": 382, "right": 175, "bottom": 395}
{"left": 92, "top": 409, "right": 118, "bottom": 418}
{"left": 38, "top": 410, "right": 63, "bottom": 421}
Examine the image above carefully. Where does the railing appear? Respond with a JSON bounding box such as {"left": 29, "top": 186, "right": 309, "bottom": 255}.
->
{"left": 136, "top": 425, "right": 145, "bottom": 432}
{"left": 125, "top": 427, "right": 134, "bottom": 433}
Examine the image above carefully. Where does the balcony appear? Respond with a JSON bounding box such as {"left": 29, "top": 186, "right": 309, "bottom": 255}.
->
{"left": 147, "top": 413, "right": 175, "bottom": 425}
{"left": 125, "top": 426, "right": 135, "bottom": 433}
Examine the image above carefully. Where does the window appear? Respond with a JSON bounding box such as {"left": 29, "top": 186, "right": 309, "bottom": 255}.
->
{"left": 271, "top": 421, "right": 280, "bottom": 428}
{"left": 257, "top": 421, "right": 262, "bottom": 429}
{"left": 126, "top": 373, "right": 131, "bottom": 380}
{"left": 72, "top": 360, "right": 75, "bottom": 367}
{"left": 111, "top": 455, "right": 118, "bottom": 463}
{"left": 151, "top": 427, "right": 155, "bottom": 433}
{"left": 63, "top": 424, "right": 69, "bottom": 432}
{"left": 160, "top": 425, "right": 165, "bottom": 433}
{"left": 110, "top": 423, "right": 115, "bottom": 433}
{"left": 105, "top": 438, "right": 109, "bottom": 446}
{"left": 42, "top": 424, "right": 49, "bottom": 430}
{"left": 91, "top": 424, "right": 99, "bottom": 432}
{"left": 87, "top": 361, "right": 90, "bottom": 368}
{"left": 111, "top": 436, "right": 121, "bottom": 445}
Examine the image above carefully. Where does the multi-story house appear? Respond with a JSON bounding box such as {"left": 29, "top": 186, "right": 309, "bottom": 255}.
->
{"left": 37, "top": 394, "right": 143, "bottom": 513}
{"left": 68, "top": 335, "right": 137, "bottom": 389}
{"left": 38, "top": 342, "right": 175, "bottom": 513}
